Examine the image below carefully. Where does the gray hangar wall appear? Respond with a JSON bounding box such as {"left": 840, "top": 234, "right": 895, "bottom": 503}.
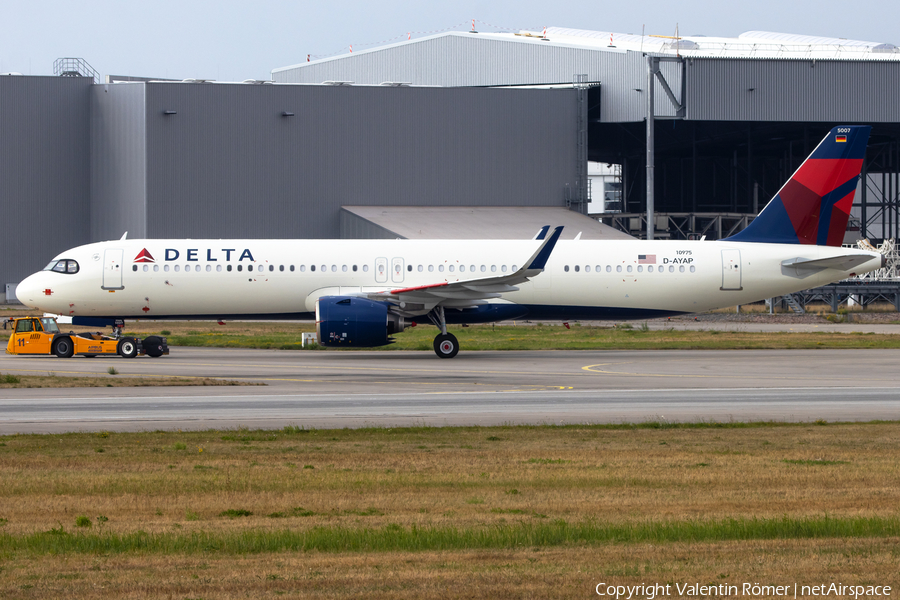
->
{"left": 0, "top": 76, "right": 91, "bottom": 295}
{"left": 92, "top": 81, "right": 580, "bottom": 242}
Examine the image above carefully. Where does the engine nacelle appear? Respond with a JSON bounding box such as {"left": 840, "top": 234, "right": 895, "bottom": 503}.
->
{"left": 315, "top": 296, "right": 411, "bottom": 347}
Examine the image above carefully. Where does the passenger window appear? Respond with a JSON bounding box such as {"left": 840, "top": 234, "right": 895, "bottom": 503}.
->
{"left": 481, "top": 265, "right": 486, "bottom": 272}
{"left": 237, "top": 265, "right": 242, "bottom": 272}
{"left": 216, "top": 265, "right": 222, "bottom": 272}
{"left": 290, "top": 265, "right": 295, "bottom": 272}
{"left": 491, "top": 265, "right": 496, "bottom": 272}
{"left": 310, "top": 265, "right": 315, "bottom": 272}
{"left": 269, "top": 265, "right": 274, "bottom": 272}
{"left": 331, "top": 265, "right": 337, "bottom": 272}
{"left": 226, "top": 265, "right": 232, "bottom": 272}
{"left": 132, "top": 265, "right": 138, "bottom": 271}
{"left": 606, "top": 265, "right": 611, "bottom": 273}
{"left": 428, "top": 265, "right": 434, "bottom": 272}
{"left": 300, "top": 265, "right": 306, "bottom": 272}
{"left": 512, "top": 265, "right": 518, "bottom": 271}
{"left": 143, "top": 265, "right": 149, "bottom": 272}
{"left": 279, "top": 265, "right": 284, "bottom": 272}
{"left": 362, "top": 265, "right": 369, "bottom": 272}
{"left": 248, "top": 265, "right": 254, "bottom": 272}
{"left": 174, "top": 265, "right": 180, "bottom": 272}
{"left": 690, "top": 265, "right": 696, "bottom": 273}
{"left": 616, "top": 265, "right": 622, "bottom": 273}
{"left": 669, "top": 266, "right": 675, "bottom": 273}
{"left": 575, "top": 265, "right": 580, "bottom": 272}
{"left": 343, "top": 265, "right": 348, "bottom": 272}
{"left": 352, "top": 265, "right": 357, "bottom": 272}
{"left": 679, "top": 265, "right": 685, "bottom": 273}
{"left": 206, "top": 265, "right": 212, "bottom": 272}
{"left": 637, "top": 266, "right": 643, "bottom": 273}
{"left": 321, "top": 265, "right": 326, "bottom": 272}
{"left": 164, "top": 265, "right": 170, "bottom": 272}
{"left": 585, "top": 266, "right": 591, "bottom": 273}
{"left": 564, "top": 265, "right": 569, "bottom": 272}
{"left": 417, "top": 265, "right": 423, "bottom": 272}
{"left": 501, "top": 265, "right": 507, "bottom": 273}
{"left": 153, "top": 265, "right": 159, "bottom": 272}
{"left": 439, "top": 265, "right": 444, "bottom": 272}
{"left": 448, "top": 265, "right": 455, "bottom": 272}
{"left": 407, "top": 265, "right": 412, "bottom": 272}
{"left": 648, "top": 266, "right": 654, "bottom": 273}
{"left": 459, "top": 265, "right": 465, "bottom": 272}
{"left": 627, "top": 265, "right": 633, "bottom": 273}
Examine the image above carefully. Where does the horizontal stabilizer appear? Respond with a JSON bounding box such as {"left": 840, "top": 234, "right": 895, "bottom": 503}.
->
{"left": 781, "top": 254, "right": 874, "bottom": 271}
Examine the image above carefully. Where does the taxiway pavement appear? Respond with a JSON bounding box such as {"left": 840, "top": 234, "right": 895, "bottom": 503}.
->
{"left": 1, "top": 347, "right": 898, "bottom": 433}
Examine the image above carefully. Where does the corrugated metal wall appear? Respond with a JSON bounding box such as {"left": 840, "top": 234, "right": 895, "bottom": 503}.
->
{"left": 0, "top": 76, "right": 91, "bottom": 293}
{"left": 685, "top": 58, "right": 900, "bottom": 122}
{"left": 90, "top": 83, "right": 147, "bottom": 241}
{"left": 141, "top": 82, "right": 579, "bottom": 239}
{"left": 273, "top": 34, "right": 655, "bottom": 122}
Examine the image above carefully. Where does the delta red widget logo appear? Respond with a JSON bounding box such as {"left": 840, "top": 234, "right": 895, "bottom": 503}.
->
{"left": 134, "top": 249, "right": 155, "bottom": 263}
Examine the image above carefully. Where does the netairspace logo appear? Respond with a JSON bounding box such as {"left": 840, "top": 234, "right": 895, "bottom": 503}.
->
{"left": 595, "top": 582, "right": 892, "bottom": 599}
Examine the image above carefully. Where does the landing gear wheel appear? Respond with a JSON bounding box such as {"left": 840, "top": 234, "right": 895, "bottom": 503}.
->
{"left": 143, "top": 336, "right": 164, "bottom": 358}
{"left": 433, "top": 333, "right": 459, "bottom": 359}
{"left": 117, "top": 337, "right": 138, "bottom": 359}
{"left": 52, "top": 337, "right": 74, "bottom": 358}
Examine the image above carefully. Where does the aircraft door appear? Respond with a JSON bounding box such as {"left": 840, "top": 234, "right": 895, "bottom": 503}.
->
{"left": 720, "top": 249, "right": 742, "bottom": 291}
{"left": 102, "top": 248, "right": 125, "bottom": 290}
{"left": 374, "top": 257, "right": 388, "bottom": 284}
{"left": 391, "top": 257, "right": 405, "bottom": 283}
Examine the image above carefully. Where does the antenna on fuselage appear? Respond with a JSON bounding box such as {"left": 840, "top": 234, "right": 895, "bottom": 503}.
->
{"left": 120, "top": 232, "right": 128, "bottom": 240}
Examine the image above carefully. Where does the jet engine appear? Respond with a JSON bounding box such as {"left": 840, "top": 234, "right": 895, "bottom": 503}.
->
{"left": 315, "top": 296, "right": 411, "bottom": 347}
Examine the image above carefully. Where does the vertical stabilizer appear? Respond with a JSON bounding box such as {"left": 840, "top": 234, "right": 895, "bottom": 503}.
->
{"left": 726, "top": 126, "right": 870, "bottom": 246}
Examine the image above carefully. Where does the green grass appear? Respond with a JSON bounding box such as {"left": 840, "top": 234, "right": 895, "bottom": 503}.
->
{"left": 165, "top": 324, "right": 900, "bottom": 352}
{"left": 2, "top": 515, "right": 897, "bottom": 556}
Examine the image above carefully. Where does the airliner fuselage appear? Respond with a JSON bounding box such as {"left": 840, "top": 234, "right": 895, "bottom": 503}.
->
{"left": 17, "top": 238, "right": 881, "bottom": 323}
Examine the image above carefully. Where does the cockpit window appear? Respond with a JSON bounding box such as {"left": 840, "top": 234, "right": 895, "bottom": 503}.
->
{"left": 44, "top": 259, "right": 79, "bottom": 274}
{"left": 40, "top": 318, "right": 60, "bottom": 334}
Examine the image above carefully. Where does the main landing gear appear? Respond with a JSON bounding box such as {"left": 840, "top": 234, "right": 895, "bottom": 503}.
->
{"left": 428, "top": 306, "right": 459, "bottom": 359}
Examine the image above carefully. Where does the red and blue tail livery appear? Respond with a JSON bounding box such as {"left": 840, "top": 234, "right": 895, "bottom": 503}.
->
{"left": 726, "top": 125, "right": 871, "bottom": 246}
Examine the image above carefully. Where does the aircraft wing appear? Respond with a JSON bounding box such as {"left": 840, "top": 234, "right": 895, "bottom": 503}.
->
{"left": 366, "top": 226, "right": 563, "bottom": 315}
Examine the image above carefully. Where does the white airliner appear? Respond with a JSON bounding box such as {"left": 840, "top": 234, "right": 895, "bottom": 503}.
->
{"left": 16, "top": 126, "right": 883, "bottom": 358}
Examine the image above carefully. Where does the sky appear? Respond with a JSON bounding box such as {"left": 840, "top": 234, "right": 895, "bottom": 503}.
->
{"left": 1, "top": 0, "right": 897, "bottom": 82}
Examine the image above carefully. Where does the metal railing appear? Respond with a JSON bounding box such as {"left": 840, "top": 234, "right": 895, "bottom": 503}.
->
{"left": 53, "top": 58, "right": 99, "bottom": 84}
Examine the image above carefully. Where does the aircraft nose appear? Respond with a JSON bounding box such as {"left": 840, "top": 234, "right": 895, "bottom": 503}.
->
{"left": 15, "top": 272, "right": 44, "bottom": 307}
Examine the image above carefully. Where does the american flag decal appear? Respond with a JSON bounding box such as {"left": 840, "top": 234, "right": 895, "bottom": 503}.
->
{"left": 638, "top": 254, "right": 656, "bottom": 264}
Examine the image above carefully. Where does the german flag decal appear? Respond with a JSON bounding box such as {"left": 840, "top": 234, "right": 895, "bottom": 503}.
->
{"left": 134, "top": 248, "right": 155, "bottom": 263}
{"left": 835, "top": 135, "right": 847, "bottom": 143}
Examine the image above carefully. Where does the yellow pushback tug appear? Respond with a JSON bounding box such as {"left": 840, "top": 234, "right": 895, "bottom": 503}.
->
{"left": 5, "top": 316, "right": 167, "bottom": 358}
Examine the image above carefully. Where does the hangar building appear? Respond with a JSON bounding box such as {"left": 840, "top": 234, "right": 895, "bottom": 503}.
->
{"left": 275, "top": 27, "right": 900, "bottom": 240}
